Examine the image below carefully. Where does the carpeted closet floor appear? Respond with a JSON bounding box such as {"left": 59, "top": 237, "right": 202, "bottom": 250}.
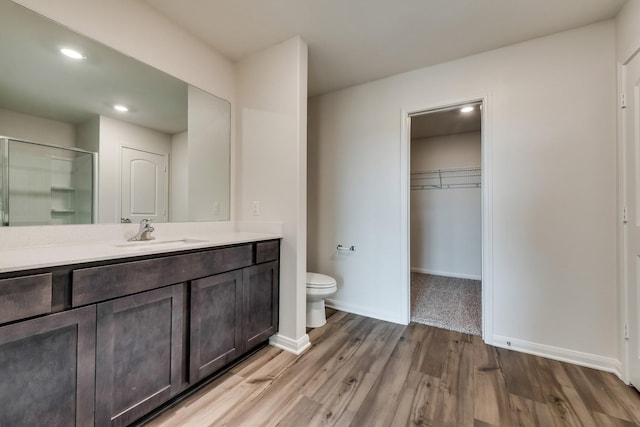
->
{"left": 410, "top": 273, "right": 482, "bottom": 335}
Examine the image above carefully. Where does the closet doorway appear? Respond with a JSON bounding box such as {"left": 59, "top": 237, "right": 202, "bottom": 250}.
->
{"left": 408, "top": 101, "right": 483, "bottom": 335}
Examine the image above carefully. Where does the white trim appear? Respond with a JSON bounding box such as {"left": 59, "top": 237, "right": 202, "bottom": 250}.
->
{"left": 617, "top": 35, "right": 640, "bottom": 386}
{"left": 400, "top": 110, "right": 411, "bottom": 324}
{"left": 615, "top": 360, "right": 625, "bottom": 383}
{"left": 410, "top": 267, "right": 481, "bottom": 281}
{"left": 481, "top": 95, "right": 494, "bottom": 345}
{"left": 618, "top": 61, "right": 630, "bottom": 385}
{"left": 269, "top": 333, "right": 311, "bottom": 355}
{"left": 622, "top": 43, "right": 640, "bottom": 66}
{"left": 401, "top": 94, "right": 493, "bottom": 344}
{"left": 326, "top": 298, "right": 408, "bottom": 325}
{"left": 493, "top": 335, "right": 622, "bottom": 379}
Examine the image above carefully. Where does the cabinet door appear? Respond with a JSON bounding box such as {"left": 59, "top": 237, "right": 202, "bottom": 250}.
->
{"left": 0, "top": 306, "right": 96, "bottom": 427}
{"left": 190, "top": 270, "right": 243, "bottom": 383}
{"left": 95, "top": 284, "right": 185, "bottom": 427}
{"left": 243, "top": 261, "right": 279, "bottom": 352}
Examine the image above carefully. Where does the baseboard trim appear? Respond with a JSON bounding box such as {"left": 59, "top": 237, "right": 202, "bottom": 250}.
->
{"left": 269, "top": 333, "right": 311, "bottom": 355}
{"left": 493, "top": 335, "right": 621, "bottom": 377}
{"left": 411, "top": 267, "right": 481, "bottom": 281}
{"left": 614, "top": 360, "right": 625, "bottom": 382}
{"left": 325, "top": 298, "right": 408, "bottom": 325}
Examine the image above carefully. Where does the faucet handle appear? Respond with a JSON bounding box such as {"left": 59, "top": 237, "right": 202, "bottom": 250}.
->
{"left": 142, "top": 227, "right": 156, "bottom": 240}
{"left": 127, "top": 218, "right": 155, "bottom": 241}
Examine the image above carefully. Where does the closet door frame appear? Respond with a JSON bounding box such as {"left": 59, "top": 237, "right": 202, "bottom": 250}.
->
{"left": 400, "top": 95, "right": 492, "bottom": 342}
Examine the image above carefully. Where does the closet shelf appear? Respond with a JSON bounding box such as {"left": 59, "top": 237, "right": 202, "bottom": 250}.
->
{"left": 411, "top": 166, "right": 481, "bottom": 190}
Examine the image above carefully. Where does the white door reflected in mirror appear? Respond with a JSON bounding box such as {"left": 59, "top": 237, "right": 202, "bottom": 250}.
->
{"left": 121, "top": 147, "right": 168, "bottom": 224}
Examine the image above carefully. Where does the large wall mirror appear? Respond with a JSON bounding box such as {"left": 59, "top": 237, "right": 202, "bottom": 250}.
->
{"left": 0, "top": 0, "right": 231, "bottom": 226}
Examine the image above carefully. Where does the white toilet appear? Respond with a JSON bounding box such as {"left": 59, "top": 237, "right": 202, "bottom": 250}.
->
{"left": 306, "top": 272, "right": 337, "bottom": 328}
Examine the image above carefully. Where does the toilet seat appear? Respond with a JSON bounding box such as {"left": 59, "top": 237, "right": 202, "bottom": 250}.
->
{"left": 306, "top": 272, "right": 336, "bottom": 289}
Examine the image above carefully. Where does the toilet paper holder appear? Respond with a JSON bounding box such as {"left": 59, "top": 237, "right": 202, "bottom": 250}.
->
{"left": 336, "top": 244, "right": 356, "bottom": 252}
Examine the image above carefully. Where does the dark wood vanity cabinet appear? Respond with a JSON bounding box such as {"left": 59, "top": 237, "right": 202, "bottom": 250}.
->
{"left": 95, "top": 284, "right": 185, "bottom": 427}
{"left": 0, "top": 305, "right": 96, "bottom": 427}
{"left": 243, "top": 261, "right": 279, "bottom": 352}
{"left": 0, "top": 238, "right": 280, "bottom": 426}
{"left": 189, "top": 258, "right": 280, "bottom": 383}
{"left": 190, "top": 270, "right": 243, "bottom": 382}
{"left": 0, "top": 273, "right": 54, "bottom": 324}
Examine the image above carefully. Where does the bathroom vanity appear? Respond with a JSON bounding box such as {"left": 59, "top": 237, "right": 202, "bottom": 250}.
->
{"left": 0, "top": 236, "right": 280, "bottom": 426}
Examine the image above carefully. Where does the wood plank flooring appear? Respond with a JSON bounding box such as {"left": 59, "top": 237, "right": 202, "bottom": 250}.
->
{"left": 143, "top": 311, "right": 640, "bottom": 426}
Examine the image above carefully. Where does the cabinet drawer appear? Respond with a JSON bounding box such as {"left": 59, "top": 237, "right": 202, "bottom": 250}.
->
{"left": 256, "top": 240, "right": 279, "bottom": 264}
{"left": 0, "top": 273, "right": 52, "bottom": 324}
{"left": 72, "top": 244, "right": 253, "bottom": 306}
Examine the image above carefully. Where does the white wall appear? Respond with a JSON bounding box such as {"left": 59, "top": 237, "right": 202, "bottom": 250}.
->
{"left": 411, "top": 132, "right": 481, "bottom": 170}
{"left": 411, "top": 132, "right": 481, "bottom": 279}
{"left": 308, "top": 21, "right": 618, "bottom": 367}
{"left": 170, "top": 131, "right": 188, "bottom": 222}
{"left": 236, "top": 37, "right": 309, "bottom": 352}
{"left": 98, "top": 116, "right": 171, "bottom": 223}
{"left": 0, "top": 108, "right": 75, "bottom": 147}
{"left": 76, "top": 117, "right": 100, "bottom": 153}
{"left": 188, "top": 85, "right": 231, "bottom": 221}
{"left": 616, "top": 0, "right": 640, "bottom": 62}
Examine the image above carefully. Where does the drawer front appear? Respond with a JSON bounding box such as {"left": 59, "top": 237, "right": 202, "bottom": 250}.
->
{"left": 72, "top": 245, "right": 253, "bottom": 307}
{"left": 0, "top": 273, "right": 52, "bottom": 325}
{"left": 255, "top": 240, "right": 279, "bottom": 264}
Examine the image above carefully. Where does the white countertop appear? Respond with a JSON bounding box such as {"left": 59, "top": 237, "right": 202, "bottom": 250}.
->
{"left": 0, "top": 231, "right": 281, "bottom": 273}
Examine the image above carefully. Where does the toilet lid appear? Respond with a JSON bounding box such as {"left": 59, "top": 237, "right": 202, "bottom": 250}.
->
{"left": 306, "top": 272, "right": 337, "bottom": 288}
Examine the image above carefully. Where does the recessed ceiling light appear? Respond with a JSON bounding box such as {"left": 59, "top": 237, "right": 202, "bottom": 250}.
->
{"left": 60, "top": 48, "right": 85, "bottom": 60}
{"left": 460, "top": 106, "right": 474, "bottom": 113}
{"left": 113, "top": 105, "right": 129, "bottom": 112}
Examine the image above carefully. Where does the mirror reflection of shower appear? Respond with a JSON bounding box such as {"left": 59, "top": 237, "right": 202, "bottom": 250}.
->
{"left": 0, "top": 137, "right": 96, "bottom": 226}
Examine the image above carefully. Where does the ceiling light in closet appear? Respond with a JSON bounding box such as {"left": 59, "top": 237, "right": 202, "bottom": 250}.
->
{"left": 460, "top": 106, "right": 474, "bottom": 113}
{"left": 113, "top": 105, "right": 129, "bottom": 112}
{"left": 60, "top": 48, "right": 85, "bottom": 60}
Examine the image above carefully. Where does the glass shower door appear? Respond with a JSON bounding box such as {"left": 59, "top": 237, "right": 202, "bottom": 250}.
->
{"left": 3, "top": 138, "right": 96, "bottom": 226}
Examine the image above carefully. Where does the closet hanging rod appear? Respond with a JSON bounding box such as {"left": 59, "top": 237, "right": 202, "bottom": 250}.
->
{"left": 411, "top": 166, "right": 481, "bottom": 175}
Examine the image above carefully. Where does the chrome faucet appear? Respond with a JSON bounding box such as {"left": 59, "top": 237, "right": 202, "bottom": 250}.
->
{"left": 128, "top": 218, "right": 155, "bottom": 241}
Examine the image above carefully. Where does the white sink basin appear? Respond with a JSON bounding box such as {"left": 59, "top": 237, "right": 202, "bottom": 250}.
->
{"left": 114, "top": 238, "right": 209, "bottom": 250}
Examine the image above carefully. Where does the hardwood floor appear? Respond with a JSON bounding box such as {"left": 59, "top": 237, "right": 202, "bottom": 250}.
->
{"left": 144, "top": 311, "right": 640, "bottom": 426}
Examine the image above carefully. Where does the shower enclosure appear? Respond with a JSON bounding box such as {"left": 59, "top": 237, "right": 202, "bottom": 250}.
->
{"left": 0, "top": 137, "right": 97, "bottom": 226}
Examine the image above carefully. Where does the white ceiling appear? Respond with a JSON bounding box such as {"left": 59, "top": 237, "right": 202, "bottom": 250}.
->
{"left": 144, "top": 0, "right": 627, "bottom": 96}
